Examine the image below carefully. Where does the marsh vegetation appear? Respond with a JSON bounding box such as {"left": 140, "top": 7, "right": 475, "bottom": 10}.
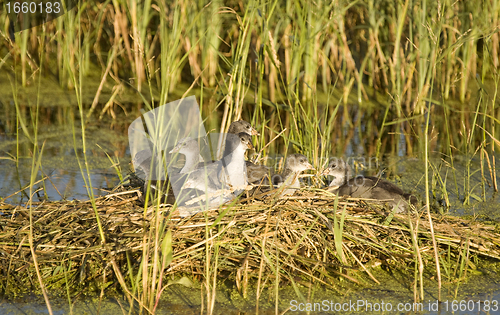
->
{"left": 1, "top": 0, "right": 499, "bottom": 313}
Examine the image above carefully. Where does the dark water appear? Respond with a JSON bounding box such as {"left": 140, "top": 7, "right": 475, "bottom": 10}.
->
{"left": 385, "top": 156, "right": 500, "bottom": 219}
{"left": 0, "top": 120, "right": 131, "bottom": 204}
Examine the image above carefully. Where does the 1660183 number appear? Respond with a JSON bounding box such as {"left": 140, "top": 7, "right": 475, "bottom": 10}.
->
{"left": 6, "top": 1, "right": 61, "bottom": 14}
{"left": 443, "top": 300, "right": 498, "bottom": 312}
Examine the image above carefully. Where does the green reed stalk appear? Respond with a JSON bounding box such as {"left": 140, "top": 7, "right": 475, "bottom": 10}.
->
{"left": 187, "top": 0, "right": 222, "bottom": 87}
{"left": 151, "top": 228, "right": 172, "bottom": 313}
{"left": 23, "top": 23, "right": 54, "bottom": 314}
{"left": 490, "top": 74, "right": 499, "bottom": 192}
{"left": 253, "top": 2, "right": 270, "bottom": 151}
{"left": 148, "top": 201, "right": 162, "bottom": 310}
{"left": 223, "top": 3, "right": 256, "bottom": 124}
{"left": 389, "top": 0, "right": 409, "bottom": 117}
{"left": 27, "top": 114, "right": 53, "bottom": 313}
{"left": 424, "top": 102, "right": 441, "bottom": 301}
{"left": 62, "top": 259, "right": 74, "bottom": 315}
{"left": 443, "top": 99, "right": 460, "bottom": 197}
{"left": 203, "top": 211, "right": 213, "bottom": 315}
{"left": 408, "top": 215, "right": 424, "bottom": 301}
{"left": 415, "top": 0, "right": 429, "bottom": 110}
{"left": 332, "top": 196, "right": 347, "bottom": 265}
{"left": 375, "top": 105, "right": 391, "bottom": 160}
{"left": 479, "top": 80, "right": 489, "bottom": 200}
{"left": 442, "top": 245, "right": 451, "bottom": 280}
{"left": 274, "top": 210, "right": 281, "bottom": 315}
{"left": 158, "top": 0, "right": 186, "bottom": 105}
{"left": 19, "top": 24, "right": 28, "bottom": 87}
{"left": 98, "top": 143, "right": 124, "bottom": 181}
{"left": 459, "top": 37, "right": 475, "bottom": 103}
{"left": 418, "top": 1, "right": 444, "bottom": 294}
{"left": 457, "top": 238, "right": 471, "bottom": 280}
{"left": 209, "top": 233, "right": 220, "bottom": 315}
{"left": 463, "top": 94, "right": 483, "bottom": 205}
{"left": 129, "top": 0, "right": 153, "bottom": 92}
{"left": 428, "top": 161, "right": 450, "bottom": 211}
{"left": 56, "top": 6, "right": 76, "bottom": 89}
{"left": 53, "top": 8, "right": 109, "bottom": 292}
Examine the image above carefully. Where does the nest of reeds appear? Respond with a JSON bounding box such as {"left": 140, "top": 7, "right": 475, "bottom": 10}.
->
{"left": 1, "top": 186, "right": 499, "bottom": 297}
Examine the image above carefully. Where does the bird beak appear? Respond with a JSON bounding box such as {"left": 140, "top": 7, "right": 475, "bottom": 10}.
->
{"left": 247, "top": 142, "right": 255, "bottom": 150}
{"left": 169, "top": 146, "right": 179, "bottom": 154}
{"left": 319, "top": 168, "right": 329, "bottom": 176}
{"left": 306, "top": 163, "right": 314, "bottom": 170}
{"left": 251, "top": 127, "right": 259, "bottom": 136}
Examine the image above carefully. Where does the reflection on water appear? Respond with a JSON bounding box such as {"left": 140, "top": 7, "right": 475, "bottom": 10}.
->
{"left": 0, "top": 117, "right": 132, "bottom": 204}
{"left": 0, "top": 163, "right": 120, "bottom": 203}
{"left": 385, "top": 155, "right": 500, "bottom": 219}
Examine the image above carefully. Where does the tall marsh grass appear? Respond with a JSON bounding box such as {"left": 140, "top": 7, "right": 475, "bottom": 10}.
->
{"left": 2, "top": 1, "right": 499, "bottom": 157}
{"left": 1, "top": 0, "right": 500, "bottom": 314}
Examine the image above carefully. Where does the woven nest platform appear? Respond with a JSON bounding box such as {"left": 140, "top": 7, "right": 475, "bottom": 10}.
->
{"left": 1, "top": 188, "right": 500, "bottom": 296}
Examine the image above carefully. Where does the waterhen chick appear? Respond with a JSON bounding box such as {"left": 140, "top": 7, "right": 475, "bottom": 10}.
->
{"left": 321, "top": 158, "right": 417, "bottom": 213}
{"left": 174, "top": 132, "right": 254, "bottom": 195}
{"left": 169, "top": 137, "right": 204, "bottom": 174}
{"left": 272, "top": 154, "right": 313, "bottom": 196}
{"left": 227, "top": 120, "right": 272, "bottom": 185}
